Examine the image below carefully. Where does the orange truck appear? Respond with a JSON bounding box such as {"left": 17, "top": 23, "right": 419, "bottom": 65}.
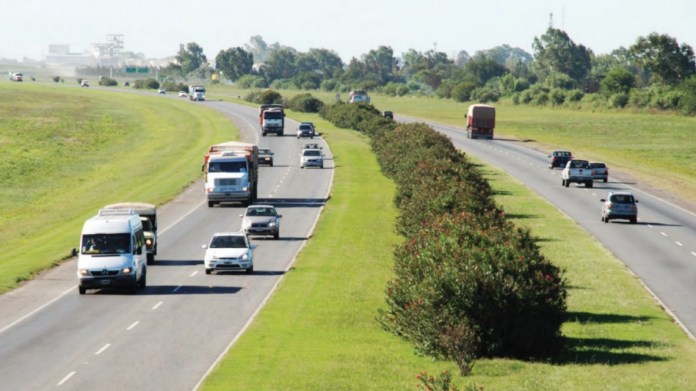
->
{"left": 465, "top": 104, "right": 496, "bottom": 139}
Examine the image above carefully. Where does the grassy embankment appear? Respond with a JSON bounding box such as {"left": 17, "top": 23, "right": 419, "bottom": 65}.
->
{"left": 202, "top": 110, "right": 696, "bottom": 388}
{"left": 0, "top": 82, "right": 235, "bottom": 293}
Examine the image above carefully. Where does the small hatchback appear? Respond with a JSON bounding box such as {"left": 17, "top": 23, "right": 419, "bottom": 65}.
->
{"left": 601, "top": 191, "right": 638, "bottom": 224}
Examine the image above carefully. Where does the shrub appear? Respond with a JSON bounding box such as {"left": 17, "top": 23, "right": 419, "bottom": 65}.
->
{"left": 133, "top": 78, "right": 159, "bottom": 89}
{"left": 470, "top": 87, "right": 500, "bottom": 103}
{"left": 244, "top": 90, "right": 263, "bottom": 103}
{"left": 565, "top": 89, "right": 584, "bottom": 102}
{"left": 380, "top": 211, "right": 567, "bottom": 374}
{"left": 549, "top": 89, "right": 566, "bottom": 106}
{"left": 52, "top": 76, "right": 60, "bottom": 83}
{"left": 451, "top": 82, "right": 477, "bottom": 102}
{"left": 286, "top": 93, "right": 324, "bottom": 113}
{"left": 532, "top": 92, "right": 549, "bottom": 105}
{"left": 258, "top": 89, "right": 283, "bottom": 105}
{"left": 236, "top": 74, "right": 266, "bottom": 89}
{"left": 679, "top": 76, "right": 696, "bottom": 115}
{"left": 320, "top": 79, "right": 339, "bottom": 91}
{"left": 98, "top": 77, "right": 118, "bottom": 87}
{"left": 609, "top": 93, "right": 629, "bottom": 108}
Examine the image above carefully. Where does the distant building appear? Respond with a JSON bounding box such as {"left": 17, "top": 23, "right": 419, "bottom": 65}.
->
{"left": 44, "top": 34, "right": 125, "bottom": 66}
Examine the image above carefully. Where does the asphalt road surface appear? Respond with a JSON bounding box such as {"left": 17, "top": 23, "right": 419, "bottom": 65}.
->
{"left": 0, "top": 101, "right": 333, "bottom": 390}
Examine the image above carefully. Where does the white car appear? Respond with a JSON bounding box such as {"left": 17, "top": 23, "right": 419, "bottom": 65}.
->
{"left": 202, "top": 232, "right": 255, "bottom": 274}
{"left": 178, "top": 90, "right": 188, "bottom": 98}
{"left": 240, "top": 205, "right": 282, "bottom": 240}
{"left": 300, "top": 148, "right": 324, "bottom": 169}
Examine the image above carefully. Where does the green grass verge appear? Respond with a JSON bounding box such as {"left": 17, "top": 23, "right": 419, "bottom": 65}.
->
{"left": 202, "top": 115, "right": 696, "bottom": 389}
{"left": 0, "top": 82, "right": 236, "bottom": 293}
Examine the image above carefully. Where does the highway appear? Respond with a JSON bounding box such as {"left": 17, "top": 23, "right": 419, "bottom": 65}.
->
{"left": 0, "top": 102, "right": 333, "bottom": 390}
{"left": 409, "top": 117, "right": 696, "bottom": 339}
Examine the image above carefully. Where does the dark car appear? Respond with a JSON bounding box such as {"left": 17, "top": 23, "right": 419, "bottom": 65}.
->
{"left": 258, "top": 148, "right": 274, "bottom": 166}
{"left": 382, "top": 111, "right": 394, "bottom": 119}
{"left": 548, "top": 150, "right": 572, "bottom": 169}
{"left": 297, "top": 122, "right": 315, "bottom": 139}
{"left": 589, "top": 162, "right": 608, "bottom": 182}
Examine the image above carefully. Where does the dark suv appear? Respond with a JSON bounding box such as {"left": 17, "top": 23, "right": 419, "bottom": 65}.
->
{"left": 548, "top": 150, "right": 572, "bottom": 169}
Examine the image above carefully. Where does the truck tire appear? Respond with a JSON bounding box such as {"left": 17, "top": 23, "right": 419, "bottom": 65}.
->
{"left": 78, "top": 286, "right": 86, "bottom": 295}
{"left": 205, "top": 269, "right": 212, "bottom": 275}
{"left": 561, "top": 179, "right": 566, "bottom": 186}
{"left": 630, "top": 217, "right": 637, "bottom": 224}
{"left": 586, "top": 181, "right": 593, "bottom": 188}
{"left": 564, "top": 179, "right": 570, "bottom": 187}
{"left": 147, "top": 253, "right": 154, "bottom": 265}
{"left": 208, "top": 201, "right": 215, "bottom": 208}
{"left": 262, "top": 131, "right": 267, "bottom": 136}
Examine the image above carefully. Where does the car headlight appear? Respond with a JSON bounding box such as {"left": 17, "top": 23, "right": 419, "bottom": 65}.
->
{"left": 79, "top": 269, "right": 89, "bottom": 276}
{"left": 146, "top": 239, "right": 153, "bottom": 246}
{"left": 242, "top": 220, "right": 251, "bottom": 229}
{"left": 269, "top": 221, "right": 276, "bottom": 227}
{"left": 241, "top": 253, "right": 248, "bottom": 261}
{"left": 122, "top": 267, "right": 133, "bottom": 274}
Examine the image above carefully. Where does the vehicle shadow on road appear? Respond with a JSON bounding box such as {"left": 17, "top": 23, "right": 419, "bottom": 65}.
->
{"left": 151, "top": 259, "right": 203, "bottom": 266}
{"left": 252, "top": 236, "right": 309, "bottom": 242}
{"left": 255, "top": 198, "right": 329, "bottom": 208}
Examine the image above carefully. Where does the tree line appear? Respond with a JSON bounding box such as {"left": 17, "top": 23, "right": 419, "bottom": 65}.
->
{"left": 165, "top": 30, "right": 696, "bottom": 114}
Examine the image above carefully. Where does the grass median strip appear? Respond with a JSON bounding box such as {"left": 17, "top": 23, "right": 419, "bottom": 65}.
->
{"left": 203, "top": 116, "right": 696, "bottom": 390}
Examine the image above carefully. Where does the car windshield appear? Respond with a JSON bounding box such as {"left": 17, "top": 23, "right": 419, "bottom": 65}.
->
{"left": 247, "top": 207, "right": 276, "bottom": 217}
{"left": 555, "top": 151, "right": 571, "bottom": 157}
{"left": 258, "top": 149, "right": 271, "bottom": 155}
{"left": 570, "top": 161, "right": 589, "bottom": 168}
{"left": 210, "top": 235, "right": 248, "bottom": 248}
{"left": 82, "top": 233, "right": 131, "bottom": 255}
{"left": 590, "top": 163, "right": 606, "bottom": 168}
{"left": 208, "top": 161, "right": 247, "bottom": 173}
{"left": 264, "top": 111, "right": 283, "bottom": 120}
{"left": 303, "top": 150, "right": 321, "bottom": 157}
{"left": 610, "top": 194, "right": 634, "bottom": 204}
{"left": 300, "top": 125, "right": 311, "bottom": 130}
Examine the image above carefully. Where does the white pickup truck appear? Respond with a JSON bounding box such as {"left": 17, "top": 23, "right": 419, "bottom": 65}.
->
{"left": 561, "top": 159, "right": 593, "bottom": 188}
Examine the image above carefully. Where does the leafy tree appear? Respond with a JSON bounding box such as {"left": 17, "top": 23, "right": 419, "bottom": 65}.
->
{"left": 174, "top": 42, "right": 207, "bottom": 75}
{"left": 532, "top": 28, "right": 592, "bottom": 82}
{"left": 243, "top": 35, "right": 282, "bottom": 64}
{"left": 478, "top": 44, "right": 533, "bottom": 68}
{"left": 362, "top": 45, "right": 398, "bottom": 85}
{"left": 462, "top": 54, "right": 507, "bottom": 86}
{"left": 454, "top": 50, "right": 470, "bottom": 67}
{"left": 306, "top": 48, "right": 344, "bottom": 79}
{"left": 679, "top": 76, "right": 696, "bottom": 114}
{"left": 630, "top": 33, "right": 696, "bottom": 85}
{"left": 263, "top": 48, "right": 298, "bottom": 81}
{"left": 215, "top": 47, "right": 253, "bottom": 82}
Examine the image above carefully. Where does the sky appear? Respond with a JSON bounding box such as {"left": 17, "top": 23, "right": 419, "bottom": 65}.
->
{"left": 1, "top": 0, "right": 695, "bottom": 63}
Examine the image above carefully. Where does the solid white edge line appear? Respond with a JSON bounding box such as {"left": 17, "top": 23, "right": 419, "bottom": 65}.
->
{"left": 57, "top": 371, "right": 76, "bottom": 386}
{"left": 0, "top": 285, "right": 75, "bottom": 335}
{"left": 192, "top": 134, "right": 335, "bottom": 391}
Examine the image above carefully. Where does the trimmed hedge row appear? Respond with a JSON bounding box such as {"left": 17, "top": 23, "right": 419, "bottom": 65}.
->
{"left": 320, "top": 103, "right": 567, "bottom": 375}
